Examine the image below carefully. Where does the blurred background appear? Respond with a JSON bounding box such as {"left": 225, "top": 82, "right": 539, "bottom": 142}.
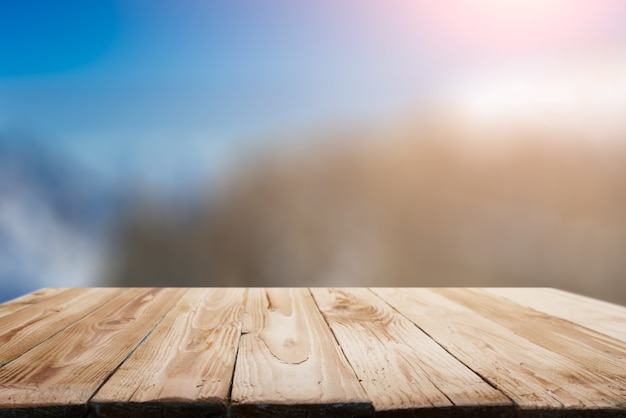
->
{"left": 2, "top": 0, "right": 626, "bottom": 304}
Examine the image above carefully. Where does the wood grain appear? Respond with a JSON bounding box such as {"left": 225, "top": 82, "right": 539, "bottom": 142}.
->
{"left": 0, "top": 287, "right": 624, "bottom": 417}
{"left": 311, "top": 288, "right": 512, "bottom": 416}
{"left": 0, "top": 288, "right": 69, "bottom": 320}
{"left": 373, "top": 288, "right": 626, "bottom": 412}
{"left": 0, "top": 288, "right": 185, "bottom": 417}
{"left": 230, "top": 288, "right": 371, "bottom": 417}
{"left": 0, "top": 288, "right": 123, "bottom": 367}
{"left": 484, "top": 287, "right": 626, "bottom": 343}
{"left": 91, "top": 288, "right": 247, "bottom": 417}
{"left": 434, "top": 289, "right": 626, "bottom": 400}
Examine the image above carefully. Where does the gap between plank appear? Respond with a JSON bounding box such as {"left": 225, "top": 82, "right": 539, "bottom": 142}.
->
{"left": 306, "top": 288, "right": 370, "bottom": 399}
{"left": 313, "top": 288, "right": 454, "bottom": 409}
{"left": 366, "top": 288, "right": 518, "bottom": 408}
{"left": 363, "top": 289, "right": 456, "bottom": 408}
{"left": 0, "top": 288, "right": 129, "bottom": 370}
{"left": 84, "top": 290, "right": 186, "bottom": 415}
{"left": 226, "top": 288, "right": 249, "bottom": 418}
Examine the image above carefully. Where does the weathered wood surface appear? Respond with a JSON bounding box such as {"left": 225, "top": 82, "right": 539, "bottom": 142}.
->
{"left": 0, "top": 287, "right": 624, "bottom": 417}
{"left": 92, "top": 288, "right": 247, "bottom": 417}
{"left": 311, "top": 288, "right": 512, "bottom": 416}
{"left": 0, "top": 288, "right": 185, "bottom": 417}
{"left": 230, "top": 288, "right": 371, "bottom": 417}
{"left": 0, "top": 288, "right": 124, "bottom": 368}
{"left": 0, "top": 288, "right": 69, "bottom": 320}
{"left": 373, "top": 288, "right": 626, "bottom": 413}
{"left": 483, "top": 287, "right": 626, "bottom": 343}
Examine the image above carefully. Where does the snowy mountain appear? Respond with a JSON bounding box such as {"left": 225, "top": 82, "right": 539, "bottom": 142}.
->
{"left": 0, "top": 136, "right": 124, "bottom": 302}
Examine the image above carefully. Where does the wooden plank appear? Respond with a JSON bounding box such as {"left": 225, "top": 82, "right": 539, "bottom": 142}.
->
{"left": 434, "top": 289, "right": 626, "bottom": 400}
{"left": 484, "top": 287, "right": 626, "bottom": 343}
{"left": 91, "top": 288, "right": 247, "bottom": 418}
{"left": 373, "top": 288, "right": 626, "bottom": 413}
{"left": 311, "top": 288, "right": 512, "bottom": 416}
{"left": 0, "top": 288, "right": 124, "bottom": 367}
{"left": 0, "top": 288, "right": 185, "bottom": 417}
{"left": 230, "top": 288, "right": 372, "bottom": 417}
{"left": 0, "top": 288, "right": 69, "bottom": 319}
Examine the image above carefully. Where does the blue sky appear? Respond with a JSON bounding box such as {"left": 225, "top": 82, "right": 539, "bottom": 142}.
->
{"left": 0, "top": 0, "right": 440, "bottom": 190}
{"left": 4, "top": 0, "right": 625, "bottom": 189}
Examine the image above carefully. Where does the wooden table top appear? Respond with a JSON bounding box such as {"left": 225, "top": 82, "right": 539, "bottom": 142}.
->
{"left": 0, "top": 288, "right": 624, "bottom": 417}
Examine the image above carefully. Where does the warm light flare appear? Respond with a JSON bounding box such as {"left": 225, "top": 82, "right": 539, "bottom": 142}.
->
{"left": 441, "top": 55, "right": 626, "bottom": 143}
{"left": 397, "top": 0, "right": 625, "bottom": 52}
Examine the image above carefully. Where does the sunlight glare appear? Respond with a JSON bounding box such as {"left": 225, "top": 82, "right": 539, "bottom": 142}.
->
{"left": 443, "top": 55, "right": 626, "bottom": 143}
